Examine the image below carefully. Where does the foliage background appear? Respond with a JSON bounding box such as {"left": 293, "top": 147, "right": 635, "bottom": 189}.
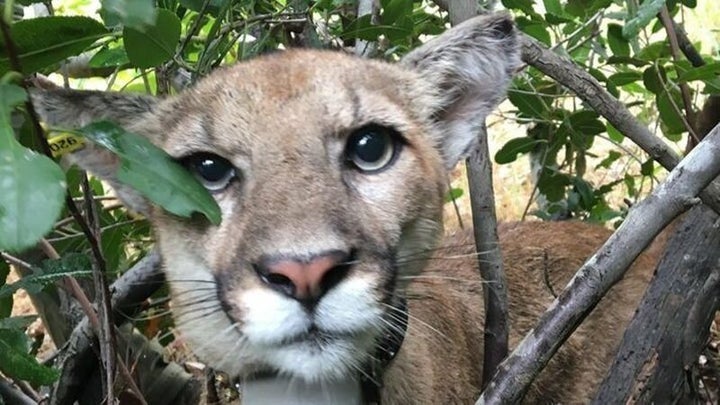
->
{"left": 0, "top": 0, "right": 718, "bottom": 401}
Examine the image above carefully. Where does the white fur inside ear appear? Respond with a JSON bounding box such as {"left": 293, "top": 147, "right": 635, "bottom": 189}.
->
{"left": 401, "top": 13, "right": 521, "bottom": 168}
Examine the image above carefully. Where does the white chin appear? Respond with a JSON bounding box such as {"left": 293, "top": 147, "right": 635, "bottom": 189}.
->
{"left": 262, "top": 333, "right": 376, "bottom": 382}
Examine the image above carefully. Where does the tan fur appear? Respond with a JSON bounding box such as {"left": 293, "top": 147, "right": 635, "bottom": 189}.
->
{"left": 31, "top": 13, "right": 657, "bottom": 404}
{"left": 383, "top": 222, "right": 657, "bottom": 404}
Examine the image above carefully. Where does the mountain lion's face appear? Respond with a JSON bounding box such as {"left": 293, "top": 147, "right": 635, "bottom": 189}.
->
{"left": 33, "top": 13, "right": 519, "bottom": 382}
{"left": 156, "top": 51, "right": 447, "bottom": 380}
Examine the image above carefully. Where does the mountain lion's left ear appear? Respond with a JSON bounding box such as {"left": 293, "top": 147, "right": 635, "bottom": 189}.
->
{"left": 30, "top": 88, "right": 160, "bottom": 214}
{"left": 401, "top": 12, "right": 520, "bottom": 168}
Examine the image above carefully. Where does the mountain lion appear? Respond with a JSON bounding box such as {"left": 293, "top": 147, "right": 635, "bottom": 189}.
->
{"left": 32, "top": 13, "right": 655, "bottom": 404}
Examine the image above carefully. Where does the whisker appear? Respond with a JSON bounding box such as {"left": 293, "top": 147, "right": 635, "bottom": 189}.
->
{"left": 382, "top": 302, "right": 449, "bottom": 342}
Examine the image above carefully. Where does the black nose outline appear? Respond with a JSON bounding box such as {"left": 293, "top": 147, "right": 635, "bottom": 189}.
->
{"left": 253, "top": 249, "right": 357, "bottom": 310}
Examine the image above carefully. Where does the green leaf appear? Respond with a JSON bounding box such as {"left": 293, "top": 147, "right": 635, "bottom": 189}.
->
{"left": 596, "top": 150, "right": 623, "bottom": 169}
{"left": 606, "top": 123, "right": 624, "bottom": 142}
{"left": 123, "top": 9, "right": 182, "bottom": 69}
{"left": 89, "top": 46, "right": 130, "bottom": 68}
{"left": 74, "top": 121, "right": 221, "bottom": 224}
{"left": 100, "top": 0, "right": 157, "bottom": 29}
{"left": 568, "top": 110, "right": 605, "bottom": 134}
{"left": 501, "top": 0, "right": 535, "bottom": 14}
{"left": 0, "top": 254, "right": 92, "bottom": 299}
{"left": 444, "top": 187, "right": 464, "bottom": 203}
{"left": 0, "top": 316, "right": 37, "bottom": 330}
{"left": 607, "top": 24, "right": 630, "bottom": 57}
{"left": 608, "top": 71, "right": 642, "bottom": 86}
{"left": 0, "top": 328, "right": 59, "bottom": 385}
{"left": 381, "top": 0, "right": 413, "bottom": 25}
{"left": 538, "top": 171, "right": 570, "bottom": 202}
{"left": 508, "top": 89, "right": 548, "bottom": 119}
{"left": 0, "top": 260, "right": 10, "bottom": 319}
{"left": 566, "top": 0, "right": 611, "bottom": 17}
{"left": 0, "top": 16, "right": 108, "bottom": 76}
{"left": 0, "top": 147, "right": 66, "bottom": 252}
{"left": 0, "top": 84, "right": 27, "bottom": 146}
{"left": 623, "top": 0, "right": 666, "bottom": 39}
{"left": 638, "top": 41, "right": 671, "bottom": 61}
{"left": 543, "top": 0, "right": 564, "bottom": 16}
{"left": 680, "top": 0, "right": 696, "bottom": 7}
{"left": 384, "top": 15, "right": 414, "bottom": 42}
{"left": 518, "top": 22, "right": 551, "bottom": 46}
{"left": 607, "top": 56, "right": 650, "bottom": 67}
{"left": 179, "top": 0, "right": 225, "bottom": 15}
{"left": 678, "top": 62, "right": 720, "bottom": 83}
{"left": 657, "top": 91, "right": 685, "bottom": 137}
{"left": 0, "top": 85, "right": 66, "bottom": 252}
{"left": 495, "top": 137, "right": 545, "bottom": 164}
{"left": 642, "top": 65, "right": 667, "bottom": 94}
{"left": 571, "top": 177, "right": 594, "bottom": 209}
{"left": 342, "top": 16, "right": 412, "bottom": 42}
{"left": 640, "top": 159, "right": 654, "bottom": 176}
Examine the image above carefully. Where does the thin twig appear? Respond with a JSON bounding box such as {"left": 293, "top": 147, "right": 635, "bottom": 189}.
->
{"left": 1, "top": 252, "right": 35, "bottom": 270}
{"left": 80, "top": 174, "right": 117, "bottom": 403}
{"left": 176, "top": 0, "right": 213, "bottom": 59}
{"left": 38, "top": 239, "right": 148, "bottom": 405}
{"left": 659, "top": 6, "right": 698, "bottom": 142}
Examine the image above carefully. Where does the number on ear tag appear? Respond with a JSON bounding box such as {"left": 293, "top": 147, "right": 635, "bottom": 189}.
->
{"left": 47, "top": 133, "right": 85, "bottom": 158}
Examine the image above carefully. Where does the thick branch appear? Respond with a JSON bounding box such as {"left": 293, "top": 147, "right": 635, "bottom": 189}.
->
{"left": 0, "top": 378, "right": 36, "bottom": 405}
{"left": 466, "top": 127, "right": 509, "bottom": 388}
{"left": 592, "top": 205, "right": 720, "bottom": 403}
{"left": 477, "top": 123, "right": 720, "bottom": 404}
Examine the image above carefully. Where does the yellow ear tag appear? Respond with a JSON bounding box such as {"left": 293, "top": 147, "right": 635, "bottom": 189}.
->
{"left": 47, "top": 132, "right": 85, "bottom": 158}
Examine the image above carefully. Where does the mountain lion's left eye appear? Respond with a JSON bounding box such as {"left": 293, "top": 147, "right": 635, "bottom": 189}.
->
{"left": 182, "top": 153, "right": 236, "bottom": 191}
{"left": 345, "top": 125, "right": 401, "bottom": 173}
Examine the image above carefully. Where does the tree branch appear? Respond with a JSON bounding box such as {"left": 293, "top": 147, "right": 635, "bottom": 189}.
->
{"left": 477, "top": 122, "right": 720, "bottom": 404}
{"left": 0, "top": 378, "right": 36, "bottom": 405}
{"left": 659, "top": 6, "right": 698, "bottom": 142}
{"left": 519, "top": 33, "right": 720, "bottom": 215}
{"left": 354, "top": 0, "right": 378, "bottom": 57}
{"left": 50, "top": 250, "right": 163, "bottom": 405}
{"left": 443, "top": 0, "right": 509, "bottom": 387}
{"left": 592, "top": 205, "right": 720, "bottom": 403}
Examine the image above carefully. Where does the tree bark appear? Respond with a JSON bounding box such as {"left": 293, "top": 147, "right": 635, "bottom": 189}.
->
{"left": 444, "top": 0, "right": 510, "bottom": 387}
{"left": 477, "top": 123, "right": 720, "bottom": 404}
{"left": 592, "top": 205, "right": 720, "bottom": 403}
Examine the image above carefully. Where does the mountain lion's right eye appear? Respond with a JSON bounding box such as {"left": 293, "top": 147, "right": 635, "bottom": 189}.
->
{"left": 182, "top": 153, "right": 236, "bottom": 192}
{"left": 345, "top": 125, "right": 402, "bottom": 173}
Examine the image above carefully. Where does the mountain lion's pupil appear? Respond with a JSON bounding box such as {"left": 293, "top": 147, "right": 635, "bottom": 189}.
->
{"left": 182, "top": 152, "right": 236, "bottom": 191}
{"left": 355, "top": 132, "right": 386, "bottom": 163}
{"left": 345, "top": 125, "right": 400, "bottom": 172}
{"left": 196, "top": 157, "right": 228, "bottom": 182}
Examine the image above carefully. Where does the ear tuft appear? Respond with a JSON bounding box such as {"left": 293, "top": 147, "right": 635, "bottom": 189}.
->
{"left": 401, "top": 12, "right": 520, "bottom": 168}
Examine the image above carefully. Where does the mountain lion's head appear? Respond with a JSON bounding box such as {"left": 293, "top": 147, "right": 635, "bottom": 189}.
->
{"left": 33, "top": 13, "right": 519, "bottom": 383}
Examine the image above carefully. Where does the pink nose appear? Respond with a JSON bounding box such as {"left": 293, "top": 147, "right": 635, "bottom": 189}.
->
{"left": 254, "top": 250, "right": 353, "bottom": 304}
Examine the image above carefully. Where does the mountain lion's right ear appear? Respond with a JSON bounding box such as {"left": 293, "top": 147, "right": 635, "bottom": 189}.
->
{"left": 30, "top": 88, "right": 157, "bottom": 128}
{"left": 401, "top": 12, "right": 520, "bottom": 169}
{"left": 30, "top": 88, "right": 159, "bottom": 214}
